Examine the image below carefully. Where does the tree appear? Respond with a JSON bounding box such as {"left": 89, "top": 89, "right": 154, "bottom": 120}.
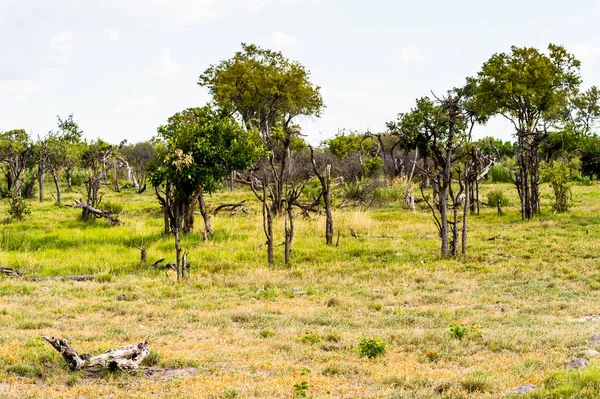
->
{"left": 0, "top": 129, "right": 33, "bottom": 197}
{"left": 391, "top": 89, "right": 477, "bottom": 257}
{"left": 199, "top": 43, "right": 324, "bottom": 217}
{"left": 473, "top": 44, "right": 581, "bottom": 219}
{"left": 46, "top": 115, "right": 85, "bottom": 203}
{"left": 149, "top": 105, "right": 262, "bottom": 238}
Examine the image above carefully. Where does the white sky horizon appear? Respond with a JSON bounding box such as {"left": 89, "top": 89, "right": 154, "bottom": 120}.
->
{"left": 1, "top": 0, "right": 599, "bottom": 145}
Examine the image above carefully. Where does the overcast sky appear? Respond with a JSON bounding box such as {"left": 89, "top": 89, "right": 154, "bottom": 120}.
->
{"left": 1, "top": 0, "right": 599, "bottom": 144}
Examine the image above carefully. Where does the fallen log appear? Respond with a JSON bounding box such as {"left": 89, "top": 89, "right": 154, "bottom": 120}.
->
{"left": 42, "top": 335, "right": 150, "bottom": 372}
{"left": 74, "top": 200, "right": 122, "bottom": 226}
{"left": 1, "top": 267, "right": 95, "bottom": 281}
{"left": 349, "top": 228, "right": 399, "bottom": 239}
{"left": 212, "top": 200, "right": 248, "bottom": 215}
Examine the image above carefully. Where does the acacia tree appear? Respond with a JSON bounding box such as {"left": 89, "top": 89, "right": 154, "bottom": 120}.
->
{"left": 391, "top": 89, "right": 476, "bottom": 257}
{"left": 199, "top": 43, "right": 324, "bottom": 217}
{"left": 474, "top": 44, "right": 581, "bottom": 220}
{"left": 0, "top": 129, "right": 33, "bottom": 197}
{"left": 150, "top": 105, "right": 262, "bottom": 237}
{"left": 149, "top": 105, "right": 262, "bottom": 279}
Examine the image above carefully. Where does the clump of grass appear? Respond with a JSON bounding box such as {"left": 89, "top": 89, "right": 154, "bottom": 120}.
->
{"left": 486, "top": 188, "right": 510, "bottom": 207}
{"left": 95, "top": 273, "right": 113, "bottom": 283}
{"left": 298, "top": 332, "right": 321, "bottom": 344}
{"left": 528, "top": 366, "right": 600, "bottom": 398}
{"left": 259, "top": 328, "right": 275, "bottom": 338}
{"left": 141, "top": 350, "right": 160, "bottom": 367}
{"left": 460, "top": 371, "right": 493, "bottom": 393}
{"left": 358, "top": 337, "right": 386, "bottom": 359}
{"left": 5, "top": 364, "right": 43, "bottom": 378}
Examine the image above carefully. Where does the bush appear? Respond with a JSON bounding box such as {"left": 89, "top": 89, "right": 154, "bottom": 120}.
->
{"left": 358, "top": 337, "right": 386, "bottom": 359}
{"left": 486, "top": 188, "right": 510, "bottom": 208}
{"left": 7, "top": 192, "right": 31, "bottom": 220}
{"left": 71, "top": 171, "right": 84, "bottom": 187}
{"left": 541, "top": 160, "right": 573, "bottom": 213}
{"left": 489, "top": 163, "right": 512, "bottom": 183}
{"left": 100, "top": 200, "right": 124, "bottom": 214}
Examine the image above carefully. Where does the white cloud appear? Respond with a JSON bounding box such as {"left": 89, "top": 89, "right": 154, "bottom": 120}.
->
{"left": 271, "top": 31, "right": 297, "bottom": 47}
{"left": 45, "top": 30, "right": 75, "bottom": 68}
{"left": 400, "top": 47, "right": 423, "bottom": 63}
{"left": 105, "top": 28, "right": 120, "bottom": 41}
{"left": 121, "top": 0, "right": 319, "bottom": 24}
{"left": 572, "top": 43, "right": 600, "bottom": 59}
{"left": 114, "top": 90, "right": 159, "bottom": 113}
{"left": 159, "top": 48, "right": 180, "bottom": 80}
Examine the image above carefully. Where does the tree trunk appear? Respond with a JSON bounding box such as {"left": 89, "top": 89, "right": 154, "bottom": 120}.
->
{"left": 51, "top": 170, "right": 61, "bottom": 204}
{"left": 462, "top": 176, "right": 469, "bottom": 255}
{"left": 174, "top": 202, "right": 182, "bottom": 282}
{"left": 198, "top": 191, "right": 214, "bottom": 241}
{"left": 284, "top": 201, "right": 293, "bottom": 264}
{"left": 38, "top": 164, "right": 45, "bottom": 203}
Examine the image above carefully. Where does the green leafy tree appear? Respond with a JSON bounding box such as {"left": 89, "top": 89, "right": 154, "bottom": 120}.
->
{"left": 0, "top": 129, "right": 33, "bottom": 197}
{"left": 199, "top": 43, "right": 324, "bottom": 217}
{"left": 473, "top": 44, "right": 581, "bottom": 220}
{"left": 150, "top": 105, "right": 262, "bottom": 236}
{"left": 149, "top": 105, "right": 262, "bottom": 279}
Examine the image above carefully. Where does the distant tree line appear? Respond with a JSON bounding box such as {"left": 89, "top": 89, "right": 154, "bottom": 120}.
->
{"left": 2, "top": 43, "right": 600, "bottom": 266}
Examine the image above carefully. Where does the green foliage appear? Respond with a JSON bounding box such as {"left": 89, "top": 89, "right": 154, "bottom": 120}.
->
{"left": 489, "top": 163, "right": 512, "bottom": 183}
{"left": 298, "top": 332, "right": 321, "bottom": 344}
{"left": 323, "top": 130, "right": 363, "bottom": 160}
{"left": 71, "top": 171, "right": 84, "bottom": 187}
{"left": 358, "top": 337, "right": 386, "bottom": 359}
{"left": 100, "top": 200, "right": 124, "bottom": 214}
{"left": 363, "top": 157, "right": 383, "bottom": 177}
{"left": 150, "top": 105, "right": 263, "bottom": 199}
{"left": 449, "top": 323, "right": 468, "bottom": 340}
{"left": 474, "top": 44, "right": 581, "bottom": 126}
{"left": 141, "top": 350, "right": 160, "bottom": 367}
{"left": 95, "top": 273, "right": 113, "bottom": 283}
{"left": 541, "top": 160, "right": 573, "bottom": 213}
{"left": 293, "top": 381, "right": 310, "bottom": 398}
{"left": 199, "top": 43, "right": 324, "bottom": 140}
{"left": 7, "top": 191, "right": 31, "bottom": 220}
{"left": 486, "top": 188, "right": 510, "bottom": 208}
{"left": 5, "top": 364, "right": 43, "bottom": 378}
{"left": 528, "top": 366, "right": 600, "bottom": 398}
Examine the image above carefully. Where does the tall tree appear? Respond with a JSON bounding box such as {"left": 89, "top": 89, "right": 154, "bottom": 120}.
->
{"left": 149, "top": 105, "right": 263, "bottom": 239}
{"left": 199, "top": 43, "right": 324, "bottom": 216}
{"left": 473, "top": 44, "right": 581, "bottom": 219}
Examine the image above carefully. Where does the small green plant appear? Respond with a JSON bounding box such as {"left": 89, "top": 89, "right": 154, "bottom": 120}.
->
{"left": 450, "top": 324, "right": 481, "bottom": 340}
{"left": 449, "top": 324, "right": 468, "bottom": 340}
{"left": 358, "top": 337, "right": 386, "bottom": 359}
{"left": 486, "top": 188, "right": 510, "bottom": 208}
{"left": 259, "top": 328, "right": 275, "bottom": 338}
{"left": 7, "top": 191, "right": 31, "bottom": 220}
{"left": 293, "top": 381, "right": 310, "bottom": 398}
{"left": 541, "top": 159, "right": 573, "bottom": 213}
{"left": 299, "top": 332, "right": 321, "bottom": 344}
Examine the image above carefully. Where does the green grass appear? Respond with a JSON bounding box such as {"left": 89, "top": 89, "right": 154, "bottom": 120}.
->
{"left": 0, "top": 182, "right": 600, "bottom": 397}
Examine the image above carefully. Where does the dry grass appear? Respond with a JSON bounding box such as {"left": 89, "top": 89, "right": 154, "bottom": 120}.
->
{"left": 1, "top": 182, "right": 600, "bottom": 398}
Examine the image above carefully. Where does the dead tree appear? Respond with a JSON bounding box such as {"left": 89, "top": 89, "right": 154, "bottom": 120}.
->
{"left": 42, "top": 335, "right": 149, "bottom": 372}
{"left": 197, "top": 189, "right": 213, "bottom": 241}
{"left": 284, "top": 183, "right": 304, "bottom": 264}
{"left": 308, "top": 145, "right": 334, "bottom": 245}
{"left": 213, "top": 200, "right": 248, "bottom": 215}
{"left": 74, "top": 200, "right": 122, "bottom": 226}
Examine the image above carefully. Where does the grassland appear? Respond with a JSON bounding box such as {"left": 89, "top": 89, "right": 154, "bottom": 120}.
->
{"left": 1, "top": 182, "right": 600, "bottom": 398}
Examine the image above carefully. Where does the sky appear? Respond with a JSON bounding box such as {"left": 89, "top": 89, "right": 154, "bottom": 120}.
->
{"left": 1, "top": 0, "right": 600, "bottom": 145}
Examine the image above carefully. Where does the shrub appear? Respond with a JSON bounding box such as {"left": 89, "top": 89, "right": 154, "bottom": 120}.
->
{"left": 299, "top": 332, "right": 321, "bottom": 344}
{"left": 450, "top": 323, "right": 468, "bottom": 340}
{"left": 486, "top": 188, "right": 510, "bottom": 208}
{"left": 358, "top": 337, "right": 386, "bottom": 359}
{"left": 100, "top": 200, "right": 124, "bottom": 214}
{"left": 541, "top": 160, "right": 573, "bottom": 213}
{"left": 71, "top": 171, "right": 84, "bottom": 187}
{"left": 490, "top": 163, "right": 512, "bottom": 183}
{"left": 293, "top": 381, "right": 310, "bottom": 398}
{"left": 7, "top": 191, "right": 31, "bottom": 220}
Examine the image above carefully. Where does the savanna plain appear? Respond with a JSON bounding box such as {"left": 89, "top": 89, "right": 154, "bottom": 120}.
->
{"left": 2, "top": 182, "right": 600, "bottom": 399}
